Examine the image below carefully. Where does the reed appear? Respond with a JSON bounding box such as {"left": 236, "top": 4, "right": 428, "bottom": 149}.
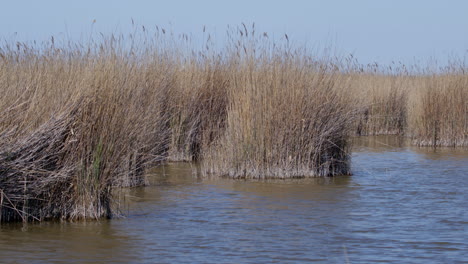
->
{"left": 1, "top": 25, "right": 466, "bottom": 222}
{"left": 166, "top": 58, "right": 229, "bottom": 161}
{"left": 0, "top": 37, "right": 171, "bottom": 222}
{"left": 202, "top": 41, "right": 360, "bottom": 178}
{"left": 349, "top": 63, "right": 467, "bottom": 147}
{"left": 350, "top": 73, "right": 408, "bottom": 136}
{"left": 409, "top": 72, "right": 468, "bottom": 147}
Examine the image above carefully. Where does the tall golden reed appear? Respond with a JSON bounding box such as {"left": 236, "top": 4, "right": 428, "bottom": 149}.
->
{"left": 0, "top": 25, "right": 466, "bottom": 222}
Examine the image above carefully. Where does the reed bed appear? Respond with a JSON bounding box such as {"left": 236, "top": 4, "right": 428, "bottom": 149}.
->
{"left": 350, "top": 73, "right": 409, "bottom": 136}
{"left": 0, "top": 37, "right": 171, "bottom": 222}
{"left": 202, "top": 42, "right": 360, "bottom": 178}
{"left": 166, "top": 59, "right": 229, "bottom": 162}
{"left": 408, "top": 72, "right": 468, "bottom": 147}
{"left": 348, "top": 63, "right": 467, "bottom": 147}
{"left": 1, "top": 25, "right": 467, "bottom": 222}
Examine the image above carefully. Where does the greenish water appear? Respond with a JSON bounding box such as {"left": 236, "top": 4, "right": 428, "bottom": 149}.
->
{"left": 1, "top": 136, "right": 467, "bottom": 263}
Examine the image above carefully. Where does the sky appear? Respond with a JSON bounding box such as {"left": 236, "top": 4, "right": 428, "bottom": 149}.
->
{"left": 1, "top": 0, "right": 467, "bottom": 65}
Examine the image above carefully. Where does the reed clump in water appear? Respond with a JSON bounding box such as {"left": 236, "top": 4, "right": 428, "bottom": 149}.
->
{"left": 348, "top": 62, "right": 467, "bottom": 147}
{"left": 0, "top": 36, "right": 171, "bottom": 222}
{"left": 409, "top": 70, "right": 468, "bottom": 147}
{"left": 202, "top": 30, "right": 360, "bottom": 178}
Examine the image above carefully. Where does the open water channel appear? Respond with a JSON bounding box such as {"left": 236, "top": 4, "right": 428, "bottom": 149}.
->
{"left": 0, "top": 136, "right": 467, "bottom": 263}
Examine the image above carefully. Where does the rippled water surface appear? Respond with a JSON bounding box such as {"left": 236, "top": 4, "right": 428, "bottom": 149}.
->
{"left": 1, "top": 136, "right": 467, "bottom": 263}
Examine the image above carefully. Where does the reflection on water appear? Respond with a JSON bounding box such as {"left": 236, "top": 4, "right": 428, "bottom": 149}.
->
{"left": 1, "top": 136, "right": 467, "bottom": 263}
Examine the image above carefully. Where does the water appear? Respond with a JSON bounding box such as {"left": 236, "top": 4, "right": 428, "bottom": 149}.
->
{"left": 1, "top": 136, "right": 467, "bottom": 263}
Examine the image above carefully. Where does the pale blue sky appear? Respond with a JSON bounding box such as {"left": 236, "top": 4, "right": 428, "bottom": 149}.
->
{"left": 1, "top": 0, "right": 467, "bottom": 65}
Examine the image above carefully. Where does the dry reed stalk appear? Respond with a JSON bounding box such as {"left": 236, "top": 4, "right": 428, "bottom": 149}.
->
{"left": 202, "top": 52, "right": 360, "bottom": 179}
{"left": 350, "top": 74, "right": 409, "bottom": 136}
{"left": 166, "top": 59, "right": 229, "bottom": 161}
{"left": 409, "top": 73, "right": 468, "bottom": 147}
{"left": 0, "top": 37, "right": 172, "bottom": 222}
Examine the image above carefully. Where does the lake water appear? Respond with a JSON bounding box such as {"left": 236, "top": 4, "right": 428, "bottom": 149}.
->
{"left": 1, "top": 136, "right": 467, "bottom": 263}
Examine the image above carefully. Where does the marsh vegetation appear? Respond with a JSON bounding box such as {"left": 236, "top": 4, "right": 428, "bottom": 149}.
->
{"left": 0, "top": 25, "right": 466, "bottom": 222}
